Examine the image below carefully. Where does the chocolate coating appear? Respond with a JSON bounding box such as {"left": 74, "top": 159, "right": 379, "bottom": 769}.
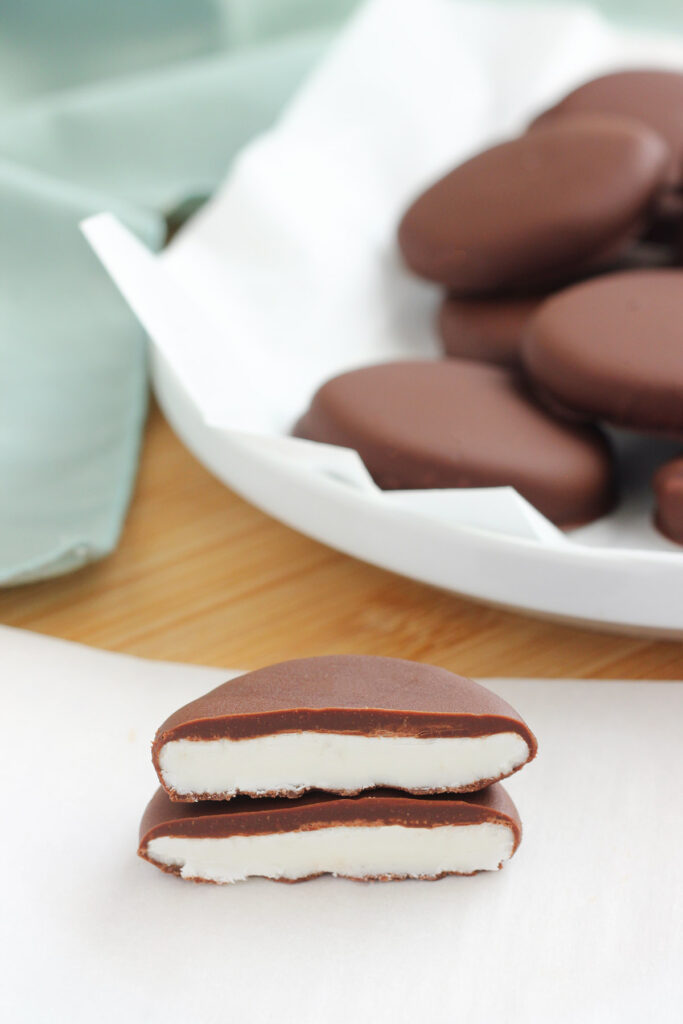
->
{"left": 438, "top": 294, "right": 543, "bottom": 366}
{"left": 653, "top": 457, "right": 683, "bottom": 544}
{"left": 398, "top": 115, "right": 669, "bottom": 292}
{"left": 530, "top": 69, "right": 683, "bottom": 188}
{"left": 153, "top": 654, "right": 537, "bottom": 797}
{"left": 138, "top": 784, "right": 522, "bottom": 880}
{"left": 438, "top": 238, "right": 680, "bottom": 367}
{"left": 293, "top": 360, "right": 615, "bottom": 527}
{"left": 523, "top": 269, "right": 683, "bottom": 435}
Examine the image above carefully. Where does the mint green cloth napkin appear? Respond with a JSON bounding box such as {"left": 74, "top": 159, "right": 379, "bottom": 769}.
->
{"left": 0, "top": 0, "right": 347, "bottom": 584}
{"left": 1, "top": 0, "right": 681, "bottom": 585}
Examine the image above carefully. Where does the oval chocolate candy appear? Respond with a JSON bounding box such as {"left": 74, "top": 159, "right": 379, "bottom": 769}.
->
{"left": 437, "top": 237, "right": 680, "bottom": 368}
{"left": 398, "top": 115, "right": 669, "bottom": 293}
{"left": 138, "top": 785, "right": 522, "bottom": 883}
{"left": 530, "top": 69, "right": 683, "bottom": 189}
{"left": 523, "top": 269, "right": 683, "bottom": 436}
{"left": 152, "top": 655, "right": 537, "bottom": 801}
{"left": 438, "top": 293, "right": 544, "bottom": 367}
{"left": 653, "top": 457, "right": 683, "bottom": 545}
{"left": 293, "top": 359, "right": 615, "bottom": 527}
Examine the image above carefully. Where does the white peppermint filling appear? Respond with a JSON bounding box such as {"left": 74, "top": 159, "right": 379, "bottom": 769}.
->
{"left": 159, "top": 731, "right": 529, "bottom": 797}
{"left": 147, "top": 822, "right": 514, "bottom": 882}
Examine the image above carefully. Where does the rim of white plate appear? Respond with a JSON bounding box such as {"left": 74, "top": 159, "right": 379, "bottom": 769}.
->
{"left": 151, "top": 347, "right": 683, "bottom": 637}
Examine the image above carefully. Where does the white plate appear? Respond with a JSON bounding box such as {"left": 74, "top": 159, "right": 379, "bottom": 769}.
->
{"left": 84, "top": 0, "right": 683, "bottom": 634}
{"left": 151, "top": 349, "right": 683, "bottom": 634}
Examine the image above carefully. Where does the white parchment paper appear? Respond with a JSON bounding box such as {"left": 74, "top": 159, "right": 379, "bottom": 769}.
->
{"left": 2, "top": 625, "right": 682, "bottom": 1022}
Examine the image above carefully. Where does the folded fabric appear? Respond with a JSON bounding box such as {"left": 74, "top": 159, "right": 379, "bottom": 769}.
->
{"left": 0, "top": 0, "right": 332, "bottom": 584}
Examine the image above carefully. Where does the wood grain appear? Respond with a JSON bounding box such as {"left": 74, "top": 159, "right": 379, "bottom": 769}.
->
{"left": 2, "top": 402, "right": 682, "bottom": 678}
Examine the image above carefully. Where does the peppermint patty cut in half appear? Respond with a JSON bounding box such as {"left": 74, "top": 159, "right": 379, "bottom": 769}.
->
{"left": 138, "top": 785, "right": 522, "bottom": 884}
{"left": 152, "top": 655, "right": 537, "bottom": 802}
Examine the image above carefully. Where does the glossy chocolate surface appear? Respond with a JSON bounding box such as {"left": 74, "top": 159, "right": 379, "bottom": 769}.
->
{"left": 294, "top": 360, "right": 614, "bottom": 526}
{"left": 523, "top": 269, "right": 683, "bottom": 435}
{"left": 530, "top": 69, "right": 683, "bottom": 188}
{"left": 438, "top": 293, "right": 543, "bottom": 366}
{"left": 398, "top": 115, "right": 669, "bottom": 292}
{"left": 437, "top": 234, "right": 680, "bottom": 367}
{"left": 653, "top": 457, "right": 683, "bottom": 544}
{"left": 154, "top": 654, "right": 536, "bottom": 744}
{"left": 139, "top": 784, "right": 522, "bottom": 848}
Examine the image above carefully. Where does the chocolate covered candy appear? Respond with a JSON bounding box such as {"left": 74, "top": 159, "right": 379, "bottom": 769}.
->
{"left": 523, "top": 269, "right": 683, "bottom": 435}
{"left": 397, "top": 115, "right": 669, "bottom": 292}
{"left": 294, "top": 360, "right": 614, "bottom": 527}
{"left": 138, "top": 785, "right": 522, "bottom": 883}
{"left": 653, "top": 458, "right": 683, "bottom": 544}
{"left": 530, "top": 69, "right": 683, "bottom": 189}
{"left": 437, "top": 236, "right": 679, "bottom": 368}
{"left": 438, "top": 293, "right": 543, "bottom": 366}
{"left": 152, "top": 655, "right": 537, "bottom": 801}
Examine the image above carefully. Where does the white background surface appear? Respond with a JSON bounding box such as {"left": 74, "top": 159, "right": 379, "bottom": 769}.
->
{"left": 84, "top": 0, "right": 683, "bottom": 633}
{"left": 2, "top": 625, "right": 682, "bottom": 1022}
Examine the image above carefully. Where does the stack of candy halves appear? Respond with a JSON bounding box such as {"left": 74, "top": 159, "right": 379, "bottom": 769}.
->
{"left": 138, "top": 655, "right": 537, "bottom": 885}
{"left": 295, "top": 70, "right": 683, "bottom": 542}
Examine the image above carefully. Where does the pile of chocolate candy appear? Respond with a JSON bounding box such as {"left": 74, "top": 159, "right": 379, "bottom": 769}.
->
{"left": 296, "top": 70, "right": 683, "bottom": 542}
{"left": 138, "top": 655, "right": 537, "bottom": 884}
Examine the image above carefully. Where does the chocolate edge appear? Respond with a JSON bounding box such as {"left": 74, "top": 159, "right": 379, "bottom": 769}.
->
{"left": 138, "top": 785, "right": 523, "bottom": 868}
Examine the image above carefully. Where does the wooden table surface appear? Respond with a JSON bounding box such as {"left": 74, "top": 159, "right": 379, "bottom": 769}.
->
{"left": 2, "top": 403, "right": 682, "bottom": 678}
